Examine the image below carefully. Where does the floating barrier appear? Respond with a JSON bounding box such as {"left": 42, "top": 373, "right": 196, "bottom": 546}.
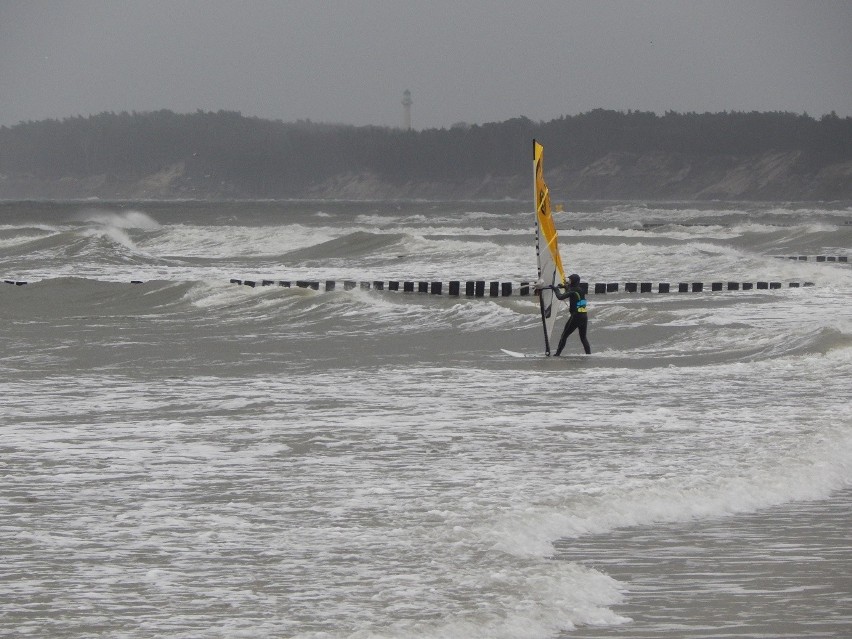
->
{"left": 224, "top": 278, "right": 815, "bottom": 295}
{"left": 2, "top": 278, "right": 819, "bottom": 293}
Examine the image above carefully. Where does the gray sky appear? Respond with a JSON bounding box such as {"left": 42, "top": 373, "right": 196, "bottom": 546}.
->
{"left": 1, "top": 0, "right": 850, "bottom": 129}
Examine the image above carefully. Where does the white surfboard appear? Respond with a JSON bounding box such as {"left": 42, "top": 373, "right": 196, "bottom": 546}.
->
{"left": 501, "top": 348, "right": 544, "bottom": 359}
{"left": 501, "top": 348, "right": 589, "bottom": 360}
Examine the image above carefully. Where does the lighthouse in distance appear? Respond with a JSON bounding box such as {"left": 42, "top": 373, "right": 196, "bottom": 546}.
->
{"left": 402, "top": 90, "right": 412, "bottom": 130}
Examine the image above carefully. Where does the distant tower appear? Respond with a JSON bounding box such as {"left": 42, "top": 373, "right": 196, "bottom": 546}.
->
{"left": 402, "top": 89, "right": 412, "bottom": 130}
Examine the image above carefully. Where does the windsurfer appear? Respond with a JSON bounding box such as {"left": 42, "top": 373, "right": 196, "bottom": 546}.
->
{"left": 550, "top": 273, "right": 591, "bottom": 356}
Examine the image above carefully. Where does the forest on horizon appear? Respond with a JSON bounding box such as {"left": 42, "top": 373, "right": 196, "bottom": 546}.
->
{"left": 1, "top": 108, "right": 850, "bottom": 199}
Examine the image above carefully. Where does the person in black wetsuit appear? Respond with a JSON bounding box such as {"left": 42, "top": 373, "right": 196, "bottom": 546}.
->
{"left": 551, "top": 273, "right": 591, "bottom": 356}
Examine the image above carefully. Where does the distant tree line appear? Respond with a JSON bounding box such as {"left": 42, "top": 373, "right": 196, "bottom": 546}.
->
{"left": 0, "top": 109, "right": 849, "bottom": 196}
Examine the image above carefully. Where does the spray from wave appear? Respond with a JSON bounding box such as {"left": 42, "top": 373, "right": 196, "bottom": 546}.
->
{"left": 70, "top": 208, "right": 161, "bottom": 253}
{"left": 73, "top": 208, "right": 161, "bottom": 230}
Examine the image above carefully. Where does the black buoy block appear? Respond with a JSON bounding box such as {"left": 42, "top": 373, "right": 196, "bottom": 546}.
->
{"left": 431, "top": 281, "right": 443, "bottom": 294}
{"left": 728, "top": 282, "right": 740, "bottom": 290}
{"left": 360, "top": 282, "right": 371, "bottom": 290}
{"left": 230, "top": 279, "right": 242, "bottom": 285}
{"left": 658, "top": 283, "right": 670, "bottom": 293}
{"left": 465, "top": 281, "right": 475, "bottom": 296}
{"left": 607, "top": 282, "right": 619, "bottom": 293}
{"left": 325, "top": 280, "right": 336, "bottom": 291}
{"left": 418, "top": 281, "right": 428, "bottom": 293}
{"left": 279, "top": 281, "right": 291, "bottom": 287}
{"left": 403, "top": 281, "right": 414, "bottom": 292}
{"left": 712, "top": 282, "right": 723, "bottom": 291}
{"left": 692, "top": 282, "right": 703, "bottom": 292}
{"left": 244, "top": 280, "right": 256, "bottom": 288}
{"left": 262, "top": 280, "right": 274, "bottom": 286}
{"left": 640, "top": 282, "right": 652, "bottom": 293}
{"left": 678, "top": 283, "right": 689, "bottom": 292}
{"left": 757, "top": 281, "right": 768, "bottom": 289}
{"left": 489, "top": 281, "right": 499, "bottom": 296}
{"left": 373, "top": 281, "right": 384, "bottom": 290}
{"left": 131, "top": 280, "right": 143, "bottom": 284}
{"left": 520, "top": 282, "right": 530, "bottom": 296}
{"left": 742, "top": 282, "right": 753, "bottom": 290}
{"left": 625, "top": 282, "right": 637, "bottom": 293}
{"left": 770, "top": 282, "right": 781, "bottom": 289}
{"left": 501, "top": 282, "right": 512, "bottom": 296}
{"left": 389, "top": 281, "right": 400, "bottom": 291}
{"left": 449, "top": 281, "right": 460, "bottom": 296}
{"left": 344, "top": 281, "right": 357, "bottom": 290}
{"left": 475, "top": 281, "right": 485, "bottom": 297}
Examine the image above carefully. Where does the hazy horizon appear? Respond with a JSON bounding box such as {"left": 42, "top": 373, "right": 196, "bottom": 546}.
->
{"left": 1, "top": 0, "right": 850, "bottom": 130}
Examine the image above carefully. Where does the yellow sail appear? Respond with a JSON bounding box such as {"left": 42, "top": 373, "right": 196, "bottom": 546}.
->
{"left": 533, "top": 140, "right": 567, "bottom": 355}
{"left": 534, "top": 141, "right": 566, "bottom": 284}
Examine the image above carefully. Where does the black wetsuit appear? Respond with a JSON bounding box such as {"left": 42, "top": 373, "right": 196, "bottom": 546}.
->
{"left": 553, "top": 285, "right": 591, "bottom": 355}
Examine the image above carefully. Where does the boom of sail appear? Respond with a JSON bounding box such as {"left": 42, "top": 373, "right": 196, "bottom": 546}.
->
{"left": 533, "top": 140, "right": 567, "bottom": 355}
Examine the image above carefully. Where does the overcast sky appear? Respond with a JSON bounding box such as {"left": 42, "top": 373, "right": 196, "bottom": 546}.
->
{"left": 1, "top": 0, "right": 850, "bottom": 130}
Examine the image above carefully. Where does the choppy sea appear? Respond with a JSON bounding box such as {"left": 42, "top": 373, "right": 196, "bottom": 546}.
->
{"left": 1, "top": 199, "right": 850, "bottom": 638}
